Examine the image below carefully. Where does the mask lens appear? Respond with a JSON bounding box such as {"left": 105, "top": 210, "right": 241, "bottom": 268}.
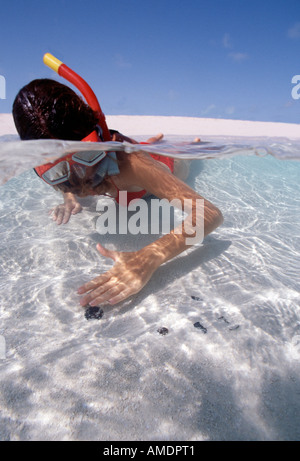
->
{"left": 42, "top": 161, "right": 70, "bottom": 185}
{"left": 72, "top": 150, "right": 106, "bottom": 166}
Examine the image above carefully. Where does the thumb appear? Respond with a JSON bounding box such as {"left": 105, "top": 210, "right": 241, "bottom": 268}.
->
{"left": 71, "top": 202, "right": 82, "bottom": 214}
{"left": 96, "top": 243, "right": 118, "bottom": 261}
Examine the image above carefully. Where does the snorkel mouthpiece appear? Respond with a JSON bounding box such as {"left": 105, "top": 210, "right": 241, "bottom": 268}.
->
{"left": 43, "top": 53, "right": 111, "bottom": 142}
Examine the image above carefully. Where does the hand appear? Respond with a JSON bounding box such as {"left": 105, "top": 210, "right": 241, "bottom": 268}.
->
{"left": 50, "top": 197, "right": 82, "bottom": 225}
{"left": 78, "top": 243, "right": 160, "bottom": 306}
{"left": 145, "top": 133, "right": 164, "bottom": 144}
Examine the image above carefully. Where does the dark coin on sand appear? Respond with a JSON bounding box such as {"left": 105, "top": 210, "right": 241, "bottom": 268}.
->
{"left": 193, "top": 322, "right": 207, "bottom": 333}
{"left": 157, "top": 327, "right": 169, "bottom": 335}
{"left": 85, "top": 306, "right": 104, "bottom": 320}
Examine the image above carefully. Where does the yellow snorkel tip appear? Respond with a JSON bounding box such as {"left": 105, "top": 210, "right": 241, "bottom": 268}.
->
{"left": 43, "top": 53, "right": 63, "bottom": 74}
{"left": 43, "top": 52, "right": 112, "bottom": 141}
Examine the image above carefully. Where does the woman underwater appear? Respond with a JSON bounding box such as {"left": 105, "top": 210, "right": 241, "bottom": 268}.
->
{"left": 13, "top": 78, "right": 223, "bottom": 308}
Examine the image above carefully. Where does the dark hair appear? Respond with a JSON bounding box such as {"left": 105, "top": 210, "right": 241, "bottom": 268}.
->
{"left": 12, "top": 79, "right": 98, "bottom": 140}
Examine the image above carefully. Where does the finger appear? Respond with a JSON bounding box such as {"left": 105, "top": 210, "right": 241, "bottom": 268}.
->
{"left": 53, "top": 207, "right": 65, "bottom": 225}
{"left": 107, "top": 287, "right": 134, "bottom": 305}
{"left": 79, "top": 278, "right": 120, "bottom": 306}
{"left": 50, "top": 207, "right": 59, "bottom": 219}
{"left": 88, "top": 283, "right": 130, "bottom": 306}
{"left": 77, "top": 272, "right": 112, "bottom": 295}
{"left": 88, "top": 286, "right": 121, "bottom": 306}
{"left": 62, "top": 208, "right": 72, "bottom": 224}
{"left": 96, "top": 243, "right": 119, "bottom": 262}
{"left": 50, "top": 204, "right": 63, "bottom": 219}
{"left": 71, "top": 203, "right": 82, "bottom": 215}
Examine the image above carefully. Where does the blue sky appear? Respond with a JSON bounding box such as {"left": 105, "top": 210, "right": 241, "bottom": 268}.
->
{"left": 0, "top": 0, "right": 300, "bottom": 123}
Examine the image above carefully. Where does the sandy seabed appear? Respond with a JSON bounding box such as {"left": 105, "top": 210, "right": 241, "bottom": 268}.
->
{"left": 0, "top": 114, "right": 300, "bottom": 441}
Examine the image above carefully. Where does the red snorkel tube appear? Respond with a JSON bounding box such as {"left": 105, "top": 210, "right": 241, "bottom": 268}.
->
{"left": 43, "top": 53, "right": 112, "bottom": 141}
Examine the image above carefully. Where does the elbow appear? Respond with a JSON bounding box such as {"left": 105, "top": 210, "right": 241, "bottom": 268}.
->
{"left": 206, "top": 205, "right": 224, "bottom": 234}
{"left": 215, "top": 206, "right": 224, "bottom": 228}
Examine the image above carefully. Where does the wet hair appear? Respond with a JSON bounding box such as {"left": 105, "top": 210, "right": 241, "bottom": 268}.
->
{"left": 12, "top": 78, "right": 98, "bottom": 140}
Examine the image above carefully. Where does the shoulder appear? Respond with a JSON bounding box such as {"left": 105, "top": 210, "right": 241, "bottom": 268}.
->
{"left": 118, "top": 150, "right": 172, "bottom": 182}
{"left": 117, "top": 151, "right": 200, "bottom": 202}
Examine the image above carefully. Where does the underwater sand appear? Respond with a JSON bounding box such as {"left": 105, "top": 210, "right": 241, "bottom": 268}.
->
{"left": 0, "top": 114, "right": 299, "bottom": 441}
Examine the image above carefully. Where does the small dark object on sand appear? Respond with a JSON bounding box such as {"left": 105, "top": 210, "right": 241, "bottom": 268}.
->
{"left": 191, "top": 296, "right": 203, "bottom": 301}
{"left": 157, "top": 327, "right": 169, "bottom": 336}
{"left": 85, "top": 306, "right": 104, "bottom": 320}
{"left": 218, "top": 315, "right": 230, "bottom": 324}
{"left": 218, "top": 316, "right": 240, "bottom": 330}
{"left": 194, "top": 322, "right": 207, "bottom": 333}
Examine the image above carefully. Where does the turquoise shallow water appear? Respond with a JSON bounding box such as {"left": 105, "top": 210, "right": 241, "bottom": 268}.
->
{"left": 0, "top": 135, "right": 299, "bottom": 440}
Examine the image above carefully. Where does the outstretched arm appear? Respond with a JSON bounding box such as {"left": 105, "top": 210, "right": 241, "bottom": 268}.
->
{"left": 78, "top": 152, "right": 223, "bottom": 307}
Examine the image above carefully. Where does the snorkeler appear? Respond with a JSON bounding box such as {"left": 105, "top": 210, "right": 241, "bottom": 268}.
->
{"left": 12, "top": 78, "right": 223, "bottom": 307}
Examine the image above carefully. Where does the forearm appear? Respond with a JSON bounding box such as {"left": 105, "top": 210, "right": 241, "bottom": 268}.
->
{"left": 139, "top": 200, "right": 223, "bottom": 267}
